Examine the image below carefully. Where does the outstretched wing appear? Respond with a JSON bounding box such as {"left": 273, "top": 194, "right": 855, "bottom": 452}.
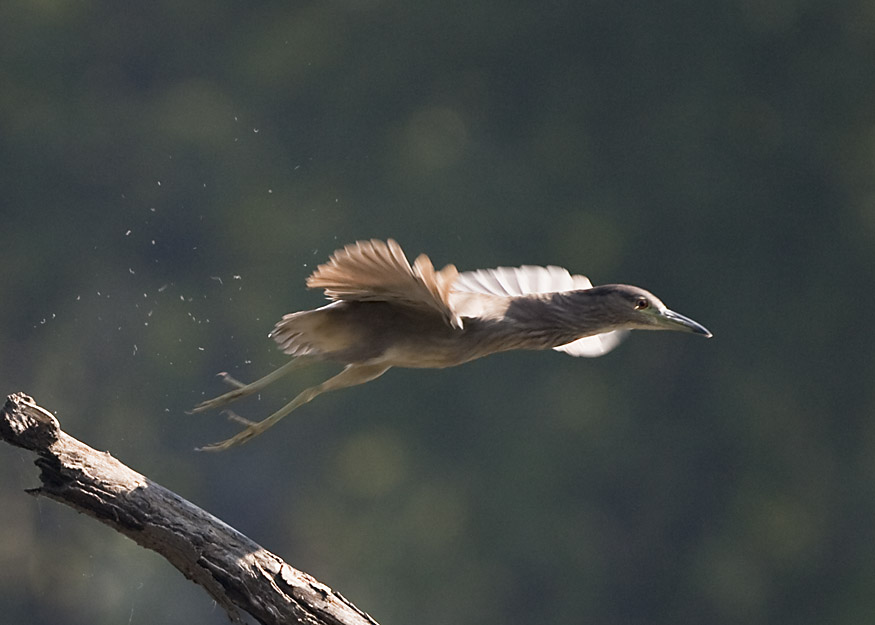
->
{"left": 451, "top": 264, "right": 628, "bottom": 357}
{"left": 452, "top": 264, "right": 593, "bottom": 296}
{"left": 307, "top": 239, "right": 462, "bottom": 328}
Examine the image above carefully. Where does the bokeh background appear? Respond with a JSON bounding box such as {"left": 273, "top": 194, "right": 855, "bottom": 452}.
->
{"left": 2, "top": 1, "right": 875, "bottom": 624}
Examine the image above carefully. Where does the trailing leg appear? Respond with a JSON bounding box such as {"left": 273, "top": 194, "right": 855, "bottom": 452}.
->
{"left": 190, "top": 357, "right": 313, "bottom": 414}
{"left": 197, "top": 363, "right": 391, "bottom": 451}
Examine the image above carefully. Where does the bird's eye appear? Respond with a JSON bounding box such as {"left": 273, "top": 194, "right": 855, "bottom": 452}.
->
{"left": 634, "top": 297, "right": 649, "bottom": 310}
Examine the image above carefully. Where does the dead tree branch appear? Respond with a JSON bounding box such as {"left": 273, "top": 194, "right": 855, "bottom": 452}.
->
{"left": 0, "top": 392, "right": 380, "bottom": 625}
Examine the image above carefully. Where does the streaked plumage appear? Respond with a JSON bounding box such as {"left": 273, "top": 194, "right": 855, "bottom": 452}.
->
{"left": 194, "top": 239, "right": 711, "bottom": 451}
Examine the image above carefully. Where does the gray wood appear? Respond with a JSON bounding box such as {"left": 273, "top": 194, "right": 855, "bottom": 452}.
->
{"left": 0, "top": 393, "right": 380, "bottom": 625}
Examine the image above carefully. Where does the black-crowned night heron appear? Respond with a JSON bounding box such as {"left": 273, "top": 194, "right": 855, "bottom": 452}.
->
{"left": 194, "top": 239, "right": 711, "bottom": 451}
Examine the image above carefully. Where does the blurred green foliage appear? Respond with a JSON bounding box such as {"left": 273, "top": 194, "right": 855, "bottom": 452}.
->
{"left": 1, "top": 1, "right": 874, "bottom": 624}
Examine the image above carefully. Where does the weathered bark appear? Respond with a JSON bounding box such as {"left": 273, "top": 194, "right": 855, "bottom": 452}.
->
{"left": 0, "top": 393, "right": 380, "bottom": 625}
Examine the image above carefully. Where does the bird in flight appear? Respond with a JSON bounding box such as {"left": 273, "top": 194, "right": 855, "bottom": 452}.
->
{"left": 193, "top": 239, "right": 711, "bottom": 451}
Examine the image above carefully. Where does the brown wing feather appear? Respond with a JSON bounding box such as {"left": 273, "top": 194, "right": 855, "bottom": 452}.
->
{"left": 306, "top": 239, "right": 462, "bottom": 328}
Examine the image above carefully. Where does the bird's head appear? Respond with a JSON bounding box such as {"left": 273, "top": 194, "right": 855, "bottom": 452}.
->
{"left": 581, "top": 285, "right": 712, "bottom": 337}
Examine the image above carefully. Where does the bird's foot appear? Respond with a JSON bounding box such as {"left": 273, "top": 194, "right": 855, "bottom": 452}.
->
{"left": 196, "top": 417, "right": 270, "bottom": 452}
{"left": 189, "top": 386, "right": 253, "bottom": 413}
{"left": 217, "top": 372, "right": 247, "bottom": 389}
{"left": 188, "top": 372, "right": 261, "bottom": 413}
{"left": 223, "top": 410, "right": 257, "bottom": 427}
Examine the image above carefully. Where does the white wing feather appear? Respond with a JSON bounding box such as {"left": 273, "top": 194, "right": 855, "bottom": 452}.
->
{"left": 452, "top": 265, "right": 626, "bottom": 358}
{"left": 453, "top": 265, "right": 592, "bottom": 296}
{"left": 553, "top": 331, "right": 629, "bottom": 357}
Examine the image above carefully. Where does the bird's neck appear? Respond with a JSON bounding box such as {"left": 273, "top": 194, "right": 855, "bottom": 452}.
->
{"left": 492, "top": 290, "right": 619, "bottom": 351}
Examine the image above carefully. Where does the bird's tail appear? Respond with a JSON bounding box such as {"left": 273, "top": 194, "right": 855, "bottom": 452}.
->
{"left": 269, "top": 302, "right": 354, "bottom": 358}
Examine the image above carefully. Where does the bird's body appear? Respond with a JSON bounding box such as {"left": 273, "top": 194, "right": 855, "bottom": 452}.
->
{"left": 273, "top": 300, "right": 511, "bottom": 369}
{"left": 194, "top": 239, "right": 711, "bottom": 451}
{"left": 275, "top": 289, "right": 634, "bottom": 369}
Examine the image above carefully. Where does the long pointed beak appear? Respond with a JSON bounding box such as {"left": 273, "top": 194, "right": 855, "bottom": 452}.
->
{"left": 659, "top": 309, "right": 712, "bottom": 337}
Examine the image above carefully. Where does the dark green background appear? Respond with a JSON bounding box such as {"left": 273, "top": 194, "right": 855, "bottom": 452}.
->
{"left": 2, "top": 2, "right": 874, "bottom": 624}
